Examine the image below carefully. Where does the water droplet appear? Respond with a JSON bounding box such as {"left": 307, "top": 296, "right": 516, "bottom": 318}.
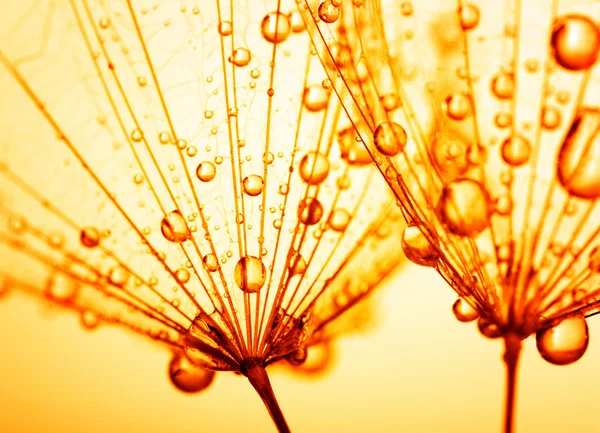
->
{"left": 444, "top": 93, "right": 471, "bottom": 120}
{"left": 196, "top": 161, "right": 216, "bottom": 182}
{"left": 289, "top": 251, "right": 307, "bottom": 276}
{"left": 203, "top": 254, "right": 219, "bottom": 272}
{"left": 337, "top": 127, "right": 372, "bottom": 165}
{"left": 494, "top": 112, "right": 512, "bottom": 129}
{"left": 589, "top": 246, "right": 600, "bottom": 272}
{"left": 298, "top": 198, "right": 324, "bottom": 225}
{"left": 176, "top": 268, "right": 191, "bottom": 284}
{"left": 169, "top": 351, "right": 216, "bottom": 393}
{"left": 318, "top": 1, "right": 341, "bottom": 24}
{"left": 542, "top": 106, "right": 561, "bottom": 130}
{"left": 437, "top": 178, "right": 490, "bottom": 236}
{"left": 299, "top": 152, "right": 330, "bottom": 185}
{"left": 431, "top": 133, "right": 469, "bottom": 179}
{"left": 400, "top": 2, "right": 413, "bottom": 16}
{"left": 557, "top": 108, "right": 600, "bottom": 199}
{"left": 80, "top": 227, "right": 100, "bottom": 248}
{"left": 458, "top": 4, "right": 480, "bottom": 30}
{"left": 478, "top": 317, "right": 501, "bottom": 339}
{"left": 289, "top": 11, "right": 305, "bottom": 33}
{"left": 491, "top": 72, "right": 514, "bottom": 99}
{"left": 161, "top": 210, "right": 190, "bottom": 243}
{"left": 401, "top": 224, "right": 439, "bottom": 267}
{"left": 536, "top": 316, "right": 589, "bottom": 365}
{"left": 329, "top": 208, "right": 351, "bottom": 232}
{"left": 46, "top": 274, "right": 78, "bottom": 301}
{"left": 452, "top": 298, "right": 479, "bottom": 322}
{"left": 218, "top": 21, "right": 232, "bottom": 36}
{"left": 374, "top": 122, "right": 407, "bottom": 157}
{"left": 261, "top": 12, "right": 291, "bottom": 43}
{"left": 243, "top": 175, "right": 264, "bottom": 196}
{"left": 108, "top": 265, "right": 129, "bottom": 287}
{"left": 304, "top": 85, "right": 329, "bottom": 111}
{"left": 234, "top": 256, "right": 267, "bottom": 293}
{"left": 501, "top": 135, "right": 531, "bottom": 166}
{"left": 229, "top": 48, "right": 251, "bottom": 67}
{"left": 551, "top": 15, "right": 600, "bottom": 71}
{"left": 80, "top": 309, "right": 101, "bottom": 330}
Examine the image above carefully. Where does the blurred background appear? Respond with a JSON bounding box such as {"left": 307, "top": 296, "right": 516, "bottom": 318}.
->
{"left": 2, "top": 262, "right": 600, "bottom": 433}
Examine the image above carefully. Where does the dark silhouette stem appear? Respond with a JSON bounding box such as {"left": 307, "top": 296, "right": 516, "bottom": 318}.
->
{"left": 503, "top": 333, "right": 522, "bottom": 433}
{"left": 245, "top": 361, "right": 291, "bottom": 433}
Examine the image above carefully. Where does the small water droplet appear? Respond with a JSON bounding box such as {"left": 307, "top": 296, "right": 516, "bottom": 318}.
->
{"left": 80, "top": 309, "right": 101, "bottom": 330}
{"left": 218, "top": 21, "right": 232, "bottom": 36}
{"left": 80, "top": 227, "right": 100, "bottom": 248}
{"left": 176, "top": 268, "right": 191, "bottom": 284}
{"left": 203, "top": 254, "right": 219, "bottom": 272}
{"left": 437, "top": 179, "right": 490, "bottom": 236}
{"left": 299, "top": 152, "right": 330, "bottom": 184}
{"left": 229, "top": 48, "right": 251, "bottom": 67}
{"left": 304, "top": 85, "right": 329, "bottom": 111}
{"left": 491, "top": 72, "right": 514, "bottom": 99}
{"left": 458, "top": 4, "right": 480, "bottom": 30}
{"left": 501, "top": 135, "right": 531, "bottom": 166}
{"left": 289, "top": 251, "right": 307, "bottom": 276}
{"left": 329, "top": 208, "right": 350, "bottom": 232}
{"left": 318, "top": 1, "right": 341, "bottom": 23}
{"left": 243, "top": 175, "right": 265, "bottom": 196}
{"left": 444, "top": 93, "right": 471, "bottom": 120}
{"left": 374, "top": 122, "right": 407, "bottom": 157}
{"left": 542, "top": 106, "right": 561, "bottom": 130}
{"left": 298, "top": 198, "right": 324, "bottom": 225}
{"left": 478, "top": 317, "right": 501, "bottom": 339}
{"left": 108, "top": 265, "right": 129, "bottom": 287}
{"left": 196, "top": 161, "right": 216, "bottom": 182}
{"left": 261, "top": 12, "right": 291, "bottom": 43}
{"left": 452, "top": 298, "right": 479, "bottom": 322}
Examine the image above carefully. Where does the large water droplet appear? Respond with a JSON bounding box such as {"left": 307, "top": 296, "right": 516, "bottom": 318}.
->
{"left": 437, "top": 178, "right": 490, "bottom": 236}
{"left": 551, "top": 15, "right": 600, "bottom": 71}
{"left": 161, "top": 210, "right": 190, "bottom": 243}
{"left": 557, "top": 108, "right": 600, "bottom": 199}
{"left": 169, "top": 351, "right": 216, "bottom": 393}
{"left": 452, "top": 298, "right": 479, "bottom": 322}
{"left": 536, "top": 315, "right": 589, "bottom": 365}
{"left": 401, "top": 224, "right": 439, "bottom": 267}
{"left": 261, "top": 12, "right": 291, "bottom": 43}
{"left": 234, "top": 256, "right": 267, "bottom": 293}
{"left": 299, "top": 152, "right": 330, "bottom": 185}
{"left": 501, "top": 135, "right": 531, "bottom": 166}
{"left": 374, "top": 122, "right": 407, "bottom": 157}
{"left": 196, "top": 161, "right": 216, "bottom": 182}
{"left": 478, "top": 317, "right": 501, "bottom": 339}
{"left": 243, "top": 175, "right": 264, "bottom": 196}
{"left": 318, "top": 1, "right": 341, "bottom": 23}
{"left": 298, "top": 198, "right": 324, "bottom": 225}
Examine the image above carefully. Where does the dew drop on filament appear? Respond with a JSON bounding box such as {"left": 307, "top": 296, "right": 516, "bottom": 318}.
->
{"left": 401, "top": 224, "right": 439, "bottom": 267}
{"left": 260, "top": 12, "right": 291, "bottom": 43}
{"left": 234, "top": 256, "right": 267, "bottom": 293}
{"left": 452, "top": 298, "right": 479, "bottom": 323}
{"left": 161, "top": 210, "right": 191, "bottom": 243}
{"left": 536, "top": 316, "right": 589, "bottom": 365}
{"left": 374, "top": 122, "right": 407, "bottom": 157}
{"left": 169, "top": 351, "right": 216, "bottom": 393}
{"left": 437, "top": 178, "right": 490, "bottom": 236}
{"left": 551, "top": 15, "right": 600, "bottom": 71}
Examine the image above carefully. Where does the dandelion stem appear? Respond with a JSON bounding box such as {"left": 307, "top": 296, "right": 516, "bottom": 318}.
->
{"left": 503, "top": 333, "right": 522, "bottom": 433}
{"left": 244, "top": 360, "right": 291, "bottom": 433}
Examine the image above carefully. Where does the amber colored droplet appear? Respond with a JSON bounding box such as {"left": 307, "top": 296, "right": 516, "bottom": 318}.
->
{"left": 458, "top": 4, "right": 480, "bottom": 30}
{"left": 299, "top": 152, "right": 330, "bottom": 185}
{"left": 329, "top": 208, "right": 351, "bottom": 232}
{"left": 243, "top": 175, "right": 265, "bottom": 196}
{"left": 318, "top": 1, "right": 341, "bottom": 24}
{"left": 401, "top": 224, "right": 439, "bottom": 267}
{"left": 234, "top": 256, "right": 267, "bottom": 293}
{"left": 289, "top": 251, "right": 307, "bottom": 276}
{"left": 444, "top": 93, "right": 471, "bottom": 120}
{"left": 337, "top": 127, "right": 372, "bottom": 165}
{"left": 304, "top": 85, "right": 329, "bottom": 111}
{"left": 298, "top": 198, "right": 324, "bottom": 226}
{"left": 431, "top": 133, "right": 469, "bottom": 180}
{"left": 261, "top": 12, "right": 291, "bottom": 43}
{"left": 501, "top": 135, "right": 531, "bottom": 166}
{"left": 478, "top": 317, "right": 501, "bottom": 339}
{"left": 196, "top": 161, "right": 216, "bottom": 182}
{"left": 536, "top": 316, "right": 589, "bottom": 365}
{"left": 161, "top": 210, "right": 190, "bottom": 243}
{"left": 218, "top": 21, "right": 232, "bottom": 36}
{"left": 557, "top": 108, "right": 600, "bottom": 199}
{"left": 452, "top": 298, "right": 479, "bottom": 323}
{"left": 108, "top": 265, "right": 129, "bottom": 287}
{"left": 169, "top": 351, "right": 216, "bottom": 393}
{"left": 400, "top": 2, "right": 413, "bottom": 16}
{"left": 203, "top": 254, "right": 219, "bottom": 272}
{"left": 495, "top": 112, "right": 512, "bottom": 129}
{"left": 80, "top": 227, "right": 100, "bottom": 248}
{"left": 437, "top": 178, "right": 490, "bottom": 236}
{"left": 491, "top": 72, "right": 514, "bottom": 99}
{"left": 551, "top": 15, "right": 600, "bottom": 71}
{"left": 542, "top": 106, "right": 562, "bottom": 130}
{"left": 589, "top": 246, "right": 600, "bottom": 272}
{"left": 289, "top": 11, "right": 305, "bottom": 33}
{"left": 374, "top": 122, "right": 407, "bottom": 157}
{"left": 176, "top": 268, "right": 191, "bottom": 284}
{"left": 229, "top": 48, "right": 251, "bottom": 67}
{"left": 80, "top": 310, "right": 101, "bottom": 330}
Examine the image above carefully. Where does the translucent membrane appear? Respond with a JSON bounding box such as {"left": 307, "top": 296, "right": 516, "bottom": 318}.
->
{"left": 300, "top": 0, "right": 600, "bottom": 431}
{"left": 0, "top": 0, "right": 406, "bottom": 431}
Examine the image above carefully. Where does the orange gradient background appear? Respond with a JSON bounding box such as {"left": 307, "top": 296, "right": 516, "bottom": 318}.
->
{"left": 1, "top": 264, "right": 600, "bottom": 432}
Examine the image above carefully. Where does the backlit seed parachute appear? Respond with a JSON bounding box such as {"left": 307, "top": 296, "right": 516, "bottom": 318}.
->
{"left": 0, "top": 0, "right": 405, "bottom": 431}
{"left": 300, "top": 0, "right": 600, "bottom": 432}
